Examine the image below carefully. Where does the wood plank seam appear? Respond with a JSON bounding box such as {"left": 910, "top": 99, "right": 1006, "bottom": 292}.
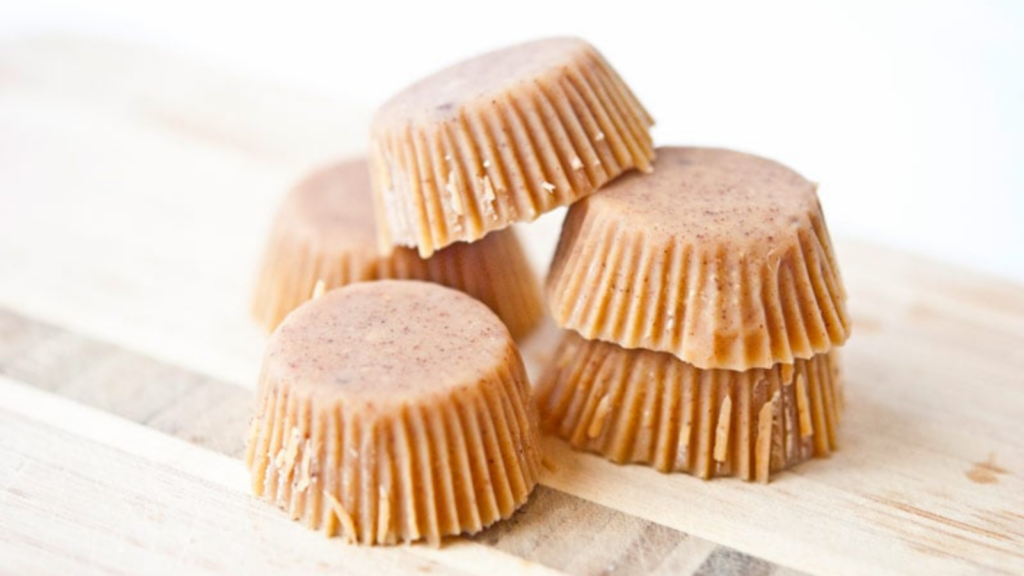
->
{"left": 0, "top": 378, "right": 561, "bottom": 576}
{"left": 0, "top": 306, "right": 788, "bottom": 576}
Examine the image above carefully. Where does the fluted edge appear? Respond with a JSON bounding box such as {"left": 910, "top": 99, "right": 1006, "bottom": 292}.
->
{"left": 369, "top": 45, "right": 655, "bottom": 257}
{"left": 378, "top": 229, "right": 544, "bottom": 341}
{"left": 244, "top": 347, "right": 541, "bottom": 545}
{"left": 251, "top": 216, "right": 377, "bottom": 333}
{"left": 535, "top": 331, "right": 842, "bottom": 482}
{"left": 252, "top": 220, "right": 544, "bottom": 340}
{"left": 546, "top": 200, "right": 850, "bottom": 370}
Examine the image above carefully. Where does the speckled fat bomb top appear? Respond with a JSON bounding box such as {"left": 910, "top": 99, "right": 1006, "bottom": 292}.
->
{"left": 370, "top": 37, "right": 655, "bottom": 257}
{"left": 246, "top": 281, "right": 540, "bottom": 545}
{"left": 546, "top": 147, "right": 851, "bottom": 370}
{"left": 252, "top": 158, "right": 543, "bottom": 340}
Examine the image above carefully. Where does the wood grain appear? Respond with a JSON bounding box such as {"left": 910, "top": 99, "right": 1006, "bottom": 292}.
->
{"left": 0, "top": 306, "right": 771, "bottom": 576}
{"left": 0, "top": 377, "right": 562, "bottom": 576}
{"left": 1, "top": 35, "right": 1022, "bottom": 575}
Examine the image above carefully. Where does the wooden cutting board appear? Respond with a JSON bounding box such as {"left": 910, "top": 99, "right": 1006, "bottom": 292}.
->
{"left": 1, "top": 36, "right": 1021, "bottom": 576}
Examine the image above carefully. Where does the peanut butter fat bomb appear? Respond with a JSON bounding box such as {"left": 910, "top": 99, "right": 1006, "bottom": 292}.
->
{"left": 537, "top": 331, "right": 842, "bottom": 482}
{"left": 252, "top": 158, "right": 543, "bottom": 340}
{"left": 246, "top": 281, "right": 541, "bottom": 545}
{"left": 547, "top": 147, "right": 850, "bottom": 371}
{"left": 370, "top": 37, "right": 655, "bottom": 257}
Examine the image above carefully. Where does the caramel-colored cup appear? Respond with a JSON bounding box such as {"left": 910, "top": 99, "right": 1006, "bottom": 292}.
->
{"left": 537, "top": 331, "right": 843, "bottom": 482}
{"left": 370, "top": 37, "right": 655, "bottom": 257}
{"left": 246, "top": 281, "right": 541, "bottom": 544}
{"left": 547, "top": 146, "right": 850, "bottom": 371}
{"left": 252, "top": 158, "right": 543, "bottom": 340}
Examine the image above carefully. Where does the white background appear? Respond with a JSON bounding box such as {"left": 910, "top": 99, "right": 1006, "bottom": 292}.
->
{"left": 3, "top": 0, "right": 1022, "bottom": 282}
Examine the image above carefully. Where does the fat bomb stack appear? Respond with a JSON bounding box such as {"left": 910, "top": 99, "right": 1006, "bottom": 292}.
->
{"left": 537, "top": 147, "right": 851, "bottom": 482}
{"left": 247, "top": 37, "right": 656, "bottom": 544}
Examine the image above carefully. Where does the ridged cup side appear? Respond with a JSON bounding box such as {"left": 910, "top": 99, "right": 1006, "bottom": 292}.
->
{"left": 245, "top": 344, "right": 540, "bottom": 545}
{"left": 547, "top": 189, "right": 849, "bottom": 370}
{"left": 535, "top": 331, "right": 842, "bottom": 482}
{"left": 253, "top": 216, "right": 543, "bottom": 340}
{"left": 370, "top": 38, "right": 655, "bottom": 257}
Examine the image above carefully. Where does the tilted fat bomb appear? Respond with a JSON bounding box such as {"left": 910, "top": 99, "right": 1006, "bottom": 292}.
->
{"left": 252, "top": 158, "right": 543, "bottom": 340}
{"left": 547, "top": 147, "right": 851, "bottom": 371}
{"left": 536, "top": 330, "right": 843, "bottom": 482}
{"left": 370, "top": 37, "right": 655, "bottom": 257}
{"left": 246, "top": 281, "right": 541, "bottom": 545}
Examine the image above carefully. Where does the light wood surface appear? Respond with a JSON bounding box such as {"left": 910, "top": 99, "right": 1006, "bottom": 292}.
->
{"left": 1, "top": 36, "right": 1022, "bottom": 575}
